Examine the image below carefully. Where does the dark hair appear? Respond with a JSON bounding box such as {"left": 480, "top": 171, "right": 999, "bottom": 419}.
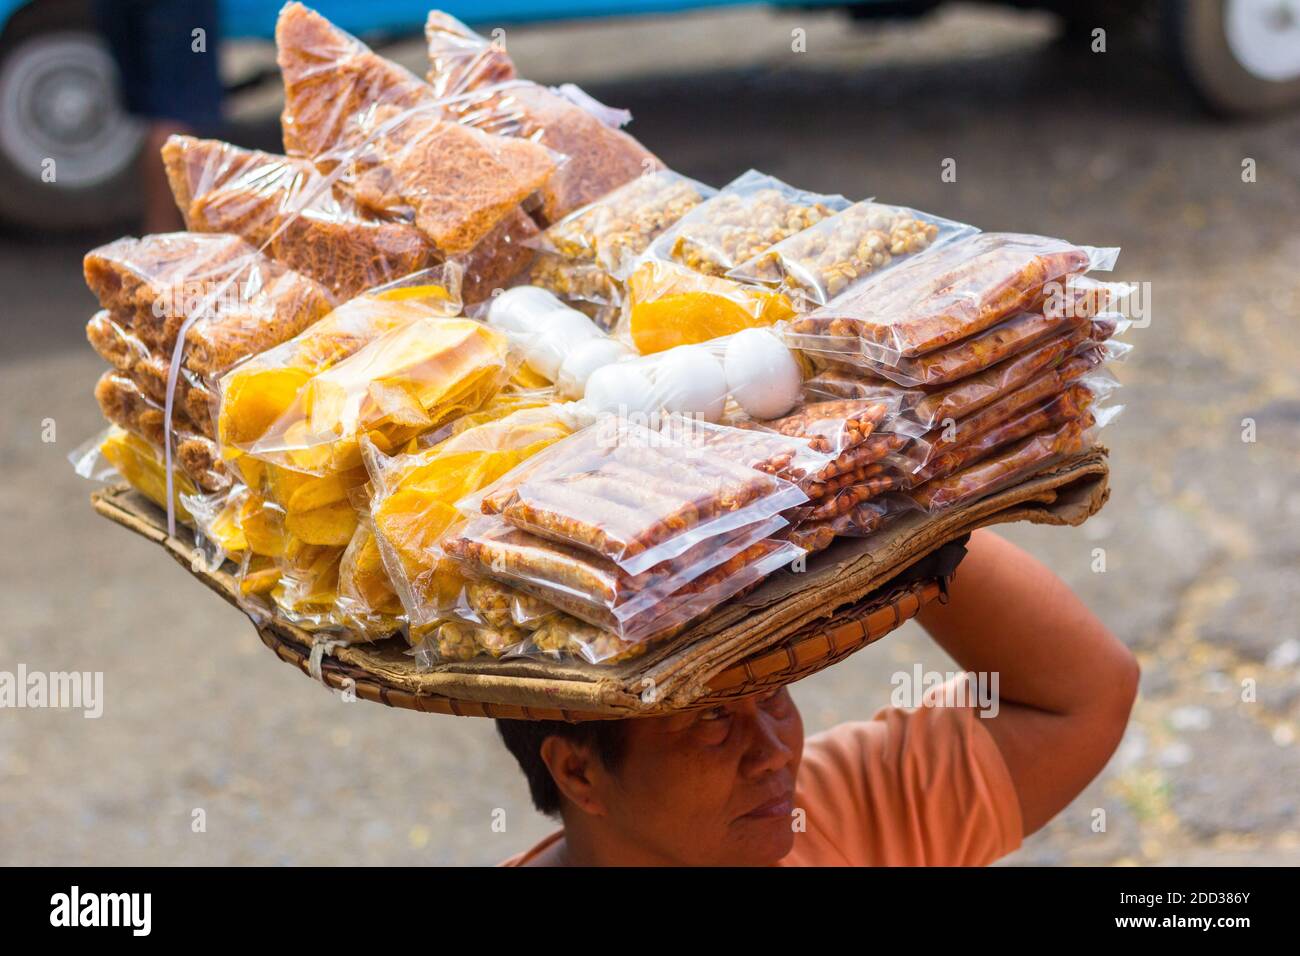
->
{"left": 495, "top": 718, "right": 630, "bottom": 816}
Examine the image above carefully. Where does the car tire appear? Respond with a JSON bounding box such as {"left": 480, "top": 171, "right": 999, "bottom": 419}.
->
{"left": 0, "top": 0, "right": 143, "bottom": 230}
{"left": 1164, "top": 0, "right": 1300, "bottom": 115}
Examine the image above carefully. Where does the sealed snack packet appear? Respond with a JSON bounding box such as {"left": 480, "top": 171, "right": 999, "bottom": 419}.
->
{"left": 910, "top": 382, "right": 1099, "bottom": 486}
{"left": 803, "top": 322, "right": 1127, "bottom": 434}
{"left": 624, "top": 259, "right": 798, "bottom": 354}
{"left": 276, "top": 3, "right": 556, "bottom": 256}
{"left": 86, "top": 311, "right": 218, "bottom": 434}
{"left": 364, "top": 403, "right": 579, "bottom": 629}
{"left": 622, "top": 171, "right": 848, "bottom": 352}
{"left": 729, "top": 199, "right": 977, "bottom": 309}
{"left": 163, "top": 135, "right": 441, "bottom": 298}
{"left": 331, "top": 101, "right": 557, "bottom": 255}
{"left": 72, "top": 426, "right": 196, "bottom": 521}
{"left": 432, "top": 79, "right": 659, "bottom": 224}
{"left": 336, "top": 521, "right": 407, "bottom": 638}
{"left": 245, "top": 315, "right": 513, "bottom": 474}
{"left": 897, "top": 359, "right": 1119, "bottom": 474}
{"left": 528, "top": 169, "right": 715, "bottom": 326}
{"left": 788, "top": 232, "right": 1119, "bottom": 366}
{"left": 910, "top": 410, "right": 1115, "bottom": 512}
{"left": 424, "top": 11, "right": 516, "bottom": 99}
{"left": 465, "top": 415, "right": 808, "bottom": 576}
{"left": 216, "top": 270, "right": 462, "bottom": 456}
{"left": 535, "top": 169, "right": 715, "bottom": 279}
{"left": 277, "top": 2, "right": 437, "bottom": 162}
{"left": 442, "top": 512, "right": 798, "bottom": 643}
{"left": 94, "top": 372, "right": 231, "bottom": 492}
{"left": 83, "top": 232, "right": 335, "bottom": 383}
{"left": 645, "top": 170, "right": 850, "bottom": 278}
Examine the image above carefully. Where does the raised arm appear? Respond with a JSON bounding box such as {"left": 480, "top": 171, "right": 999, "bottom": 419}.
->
{"left": 914, "top": 529, "right": 1139, "bottom": 834}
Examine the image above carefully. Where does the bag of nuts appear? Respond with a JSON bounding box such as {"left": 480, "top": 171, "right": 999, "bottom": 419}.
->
{"left": 727, "top": 199, "right": 978, "bottom": 310}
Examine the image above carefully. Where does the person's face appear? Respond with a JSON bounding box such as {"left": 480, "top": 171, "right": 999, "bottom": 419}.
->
{"left": 599, "top": 687, "right": 804, "bottom": 866}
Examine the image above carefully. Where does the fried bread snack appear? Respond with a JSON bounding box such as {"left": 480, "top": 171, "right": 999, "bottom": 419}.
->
{"left": 94, "top": 372, "right": 230, "bottom": 492}
{"left": 340, "top": 102, "right": 556, "bottom": 255}
{"left": 276, "top": 2, "right": 436, "bottom": 161}
{"left": 914, "top": 384, "right": 1095, "bottom": 485}
{"left": 86, "top": 311, "right": 218, "bottom": 436}
{"left": 911, "top": 415, "right": 1092, "bottom": 512}
{"left": 83, "top": 233, "right": 335, "bottom": 380}
{"left": 791, "top": 233, "right": 1111, "bottom": 360}
{"left": 424, "top": 11, "right": 516, "bottom": 98}
{"left": 476, "top": 421, "right": 805, "bottom": 574}
{"left": 437, "top": 81, "right": 659, "bottom": 224}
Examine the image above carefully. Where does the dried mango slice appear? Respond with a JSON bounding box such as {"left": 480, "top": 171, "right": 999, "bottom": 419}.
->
{"left": 284, "top": 499, "right": 358, "bottom": 547}
{"left": 627, "top": 260, "right": 794, "bottom": 354}
{"left": 99, "top": 427, "right": 196, "bottom": 520}
{"left": 218, "top": 292, "right": 457, "bottom": 457}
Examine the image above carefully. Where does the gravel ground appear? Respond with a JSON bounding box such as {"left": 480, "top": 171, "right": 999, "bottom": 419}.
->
{"left": 1, "top": 5, "right": 1297, "bottom": 866}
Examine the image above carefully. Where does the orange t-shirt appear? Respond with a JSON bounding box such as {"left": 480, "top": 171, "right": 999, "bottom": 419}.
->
{"left": 501, "top": 699, "right": 1024, "bottom": 866}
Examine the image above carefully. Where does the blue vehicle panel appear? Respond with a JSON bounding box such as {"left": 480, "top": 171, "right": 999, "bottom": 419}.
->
{"left": 1, "top": 0, "right": 859, "bottom": 42}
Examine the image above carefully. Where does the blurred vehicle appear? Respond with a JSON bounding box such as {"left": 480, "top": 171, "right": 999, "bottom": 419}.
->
{"left": 1, "top": 0, "right": 1298, "bottom": 230}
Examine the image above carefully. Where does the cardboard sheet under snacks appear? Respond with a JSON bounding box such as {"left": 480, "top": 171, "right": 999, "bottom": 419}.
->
{"left": 90, "top": 447, "right": 1108, "bottom": 717}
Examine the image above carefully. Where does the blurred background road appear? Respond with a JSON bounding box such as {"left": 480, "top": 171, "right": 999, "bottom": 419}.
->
{"left": 1, "top": 2, "right": 1298, "bottom": 865}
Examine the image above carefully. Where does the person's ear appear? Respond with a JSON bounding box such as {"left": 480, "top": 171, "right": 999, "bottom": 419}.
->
{"left": 539, "top": 736, "right": 610, "bottom": 817}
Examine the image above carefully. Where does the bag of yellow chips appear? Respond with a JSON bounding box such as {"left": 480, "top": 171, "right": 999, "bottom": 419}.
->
{"left": 246, "top": 315, "right": 514, "bottom": 475}
{"left": 365, "top": 403, "right": 579, "bottom": 630}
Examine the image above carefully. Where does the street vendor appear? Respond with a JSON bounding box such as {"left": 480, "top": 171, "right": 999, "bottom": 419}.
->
{"left": 497, "top": 529, "right": 1138, "bottom": 866}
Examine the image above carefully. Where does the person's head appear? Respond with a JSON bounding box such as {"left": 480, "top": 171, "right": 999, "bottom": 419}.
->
{"left": 496, "top": 686, "right": 804, "bottom": 865}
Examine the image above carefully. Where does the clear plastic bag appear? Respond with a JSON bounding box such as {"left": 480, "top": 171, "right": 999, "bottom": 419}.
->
{"left": 643, "top": 169, "right": 850, "bottom": 278}
{"left": 909, "top": 381, "right": 1103, "bottom": 487}
{"left": 336, "top": 520, "right": 407, "bottom": 639}
{"left": 70, "top": 426, "right": 197, "bottom": 521}
{"left": 277, "top": 1, "right": 440, "bottom": 163}
{"left": 897, "top": 361, "right": 1119, "bottom": 474}
{"left": 462, "top": 415, "right": 809, "bottom": 576}
{"left": 787, "top": 232, "right": 1119, "bottom": 365}
{"left": 534, "top": 169, "right": 715, "bottom": 280}
{"left": 728, "top": 199, "right": 978, "bottom": 309}
{"left": 424, "top": 11, "right": 517, "bottom": 99}
{"left": 244, "top": 315, "right": 513, "bottom": 475}
{"left": 93, "top": 371, "right": 231, "bottom": 493}
{"left": 275, "top": 5, "right": 557, "bottom": 257}
{"left": 216, "top": 273, "right": 463, "bottom": 457}
{"left": 364, "top": 404, "right": 579, "bottom": 629}
{"left": 802, "top": 282, "right": 1130, "bottom": 387}
{"left": 83, "top": 233, "right": 335, "bottom": 384}
{"left": 86, "top": 311, "right": 217, "bottom": 437}
{"left": 441, "top": 510, "right": 789, "bottom": 638}
{"left": 910, "top": 407, "right": 1119, "bottom": 512}
{"left": 623, "top": 258, "right": 799, "bottom": 354}
{"left": 803, "top": 323, "right": 1127, "bottom": 435}
{"left": 432, "top": 80, "right": 659, "bottom": 224}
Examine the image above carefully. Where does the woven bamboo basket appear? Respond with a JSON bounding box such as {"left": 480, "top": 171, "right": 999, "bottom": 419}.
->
{"left": 91, "top": 448, "right": 1109, "bottom": 719}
